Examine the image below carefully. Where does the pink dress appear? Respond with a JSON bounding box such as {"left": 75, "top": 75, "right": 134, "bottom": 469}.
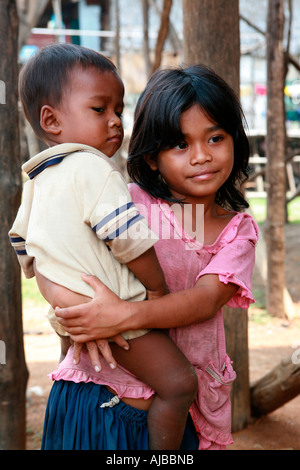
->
{"left": 50, "top": 184, "right": 259, "bottom": 450}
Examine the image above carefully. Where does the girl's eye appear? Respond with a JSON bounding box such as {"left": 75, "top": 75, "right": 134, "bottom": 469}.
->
{"left": 93, "top": 107, "right": 105, "bottom": 113}
{"left": 209, "top": 135, "right": 224, "bottom": 144}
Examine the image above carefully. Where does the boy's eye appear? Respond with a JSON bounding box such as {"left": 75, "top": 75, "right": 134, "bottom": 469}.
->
{"left": 92, "top": 107, "right": 105, "bottom": 113}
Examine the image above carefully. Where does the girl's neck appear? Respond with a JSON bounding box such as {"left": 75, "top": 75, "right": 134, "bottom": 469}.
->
{"left": 169, "top": 197, "right": 235, "bottom": 246}
{"left": 169, "top": 193, "right": 216, "bottom": 223}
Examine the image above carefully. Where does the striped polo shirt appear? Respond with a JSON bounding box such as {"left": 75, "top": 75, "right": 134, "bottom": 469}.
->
{"left": 9, "top": 143, "right": 157, "bottom": 339}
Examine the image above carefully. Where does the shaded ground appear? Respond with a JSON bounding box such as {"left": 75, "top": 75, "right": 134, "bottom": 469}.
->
{"left": 24, "top": 224, "right": 300, "bottom": 451}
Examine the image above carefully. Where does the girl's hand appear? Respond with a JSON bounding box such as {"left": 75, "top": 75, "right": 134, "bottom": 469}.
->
{"left": 73, "top": 335, "right": 130, "bottom": 372}
{"left": 55, "top": 274, "right": 129, "bottom": 342}
{"left": 146, "top": 287, "right": 168, "bottom": 300}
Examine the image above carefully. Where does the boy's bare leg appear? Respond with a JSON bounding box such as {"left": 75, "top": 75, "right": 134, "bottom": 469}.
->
{"left": 110, "top": 330, "right": 198, "bottom": 450}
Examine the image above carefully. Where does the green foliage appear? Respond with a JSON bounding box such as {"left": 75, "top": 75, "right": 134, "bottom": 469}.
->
{"left": 248, "top": 288, "right": 273, "bottom": 325}
{"left": 249, "top": 196, "right": 300, "bottom": 224}
{"left": 22, "top": 276, "right": 47, "bottom": 308}
{"left": 288, "top": 197, "right": 300, "bottom": 223}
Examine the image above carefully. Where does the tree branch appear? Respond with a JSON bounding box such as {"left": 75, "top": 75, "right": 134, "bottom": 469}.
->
{"left": 240, "top": 13, "right": 300, "bottom": 72}
{"left": 151, "top": 0, "right": 173, "bottom": 74}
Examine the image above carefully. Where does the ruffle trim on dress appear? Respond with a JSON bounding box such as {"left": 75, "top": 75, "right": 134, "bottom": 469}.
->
{"left": 195, "top": 269, "right": 255, "bottom": 309}
{"left": 218, "top": 271, "right": 255, "bottom": 309}
{"left": 48, "top": 367, "right": 156, "bottom": 400}
{"left": 189, "top": 407, "right": 233, "bottom": 450}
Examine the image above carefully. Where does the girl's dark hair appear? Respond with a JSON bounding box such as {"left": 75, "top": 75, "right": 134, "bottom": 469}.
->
{"left": 128, "top": 65, "right": 250, "bottom": 211}
{"left": 19, "top": 43, "right": 118, "bottom": 140}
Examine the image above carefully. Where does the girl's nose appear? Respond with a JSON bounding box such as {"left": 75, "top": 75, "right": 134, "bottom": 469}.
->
{"left": 190, "top": 144, "right": 212, "bottom": 165}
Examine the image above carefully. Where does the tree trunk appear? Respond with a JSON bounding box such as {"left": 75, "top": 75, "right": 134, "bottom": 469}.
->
{"left": 223, "top": 307, "right": 251, "bottom": 431}
{"left": 99, "top": 0, "right": 111, "bottom": 52}
{"left": 17, "top": 0, "right": 49, "bottom": 51}
{"left": 142, "top": 0, "right": 152, "bottom": 78}
{"left": 114, "top": 0, "right": 121, "bottom": 74}
{"left": 0, "top": 0, "right": 28, "bottom": 450}
{"left": 265, "top": 0, "right": 287, "bottom": 318}
{"left": 150, "top": 0, "right": 181, "bottom": 57}
{"left": 182, "top": 0, "right": 251, "bottom": 432}
{"left": 182, "top": 0, "right": 240, "bottom": 94}
{"left": 250, "top": 356, "right": 300, "bottom": 417}
{"left": 151, "top": 0, "right": 173, "bottom": 74}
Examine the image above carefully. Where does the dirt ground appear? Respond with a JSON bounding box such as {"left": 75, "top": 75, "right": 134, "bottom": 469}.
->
{"left": 24, "top": 224, "right": 300, "bottom": 451}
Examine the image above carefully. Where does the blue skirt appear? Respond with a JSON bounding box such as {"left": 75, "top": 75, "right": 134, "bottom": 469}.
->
{"left": 41, "top": 380, "right": 199, "bottom": 450}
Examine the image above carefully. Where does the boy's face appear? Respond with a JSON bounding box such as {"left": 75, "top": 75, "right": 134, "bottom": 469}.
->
{"left": 53, "top": 67, "right": 124, "bottom": 157}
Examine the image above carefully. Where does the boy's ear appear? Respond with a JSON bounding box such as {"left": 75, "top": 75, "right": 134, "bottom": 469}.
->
{"left": 144, "top": 154, "right": 158, "bottom": 171}
{"left": 40, "top": 105, "right": 61, "bottom": 135}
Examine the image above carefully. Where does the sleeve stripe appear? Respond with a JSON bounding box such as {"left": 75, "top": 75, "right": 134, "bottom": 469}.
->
{"left": 14, "top": 249, "right": 27, "bottom": 255}
{"left": 9, "top": 236, "right": 27, "bottom": 255}
{"left": 103, "top": 213, "right": 144, "bottom": 241}
{"left": 9, "top": 236, "right": 25, "bottom": 243}
{"left": 92, "top": 202, "right": 135, "bottom": 233}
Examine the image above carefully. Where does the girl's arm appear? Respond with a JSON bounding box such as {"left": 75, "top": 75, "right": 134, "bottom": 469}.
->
{"left": 55, "top": 273, "right": 239, "bottom": 343}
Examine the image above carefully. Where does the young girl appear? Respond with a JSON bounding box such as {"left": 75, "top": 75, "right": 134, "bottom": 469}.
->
{"left": 44, "top": 65, "right": 259, "bottom": 450}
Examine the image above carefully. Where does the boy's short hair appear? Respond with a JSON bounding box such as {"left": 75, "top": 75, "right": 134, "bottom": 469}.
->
{"left": 19, "top": 43, "right": 118, "bottom": 140}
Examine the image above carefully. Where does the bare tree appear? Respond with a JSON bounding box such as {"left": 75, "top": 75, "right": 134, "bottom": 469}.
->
{"left": 17, "top": 0, "right": 48, "bottom": 50}
{"left": 265, "top": 0, "right": 287, "bottom": 318}
{"left": 0, "top": 0, "right": 28, "bottom": 449}
{"left": 142, "top": 0, "right": 152, "bottom": 78}
{"left": 151, "top": 0, "right": 173, "bottom": 74}
{"left": 99, "top": 0, "right": 111, "bottom": 52}
{"left": 150, "top": 0, "right": 181, "bottom": 56}
{"left": 114, "top": 0, "right": 121, "bottom": 73}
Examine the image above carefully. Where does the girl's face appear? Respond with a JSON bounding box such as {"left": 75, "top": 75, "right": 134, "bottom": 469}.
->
{"left": 148, "top": 105, "right": 234, "bottom": 205}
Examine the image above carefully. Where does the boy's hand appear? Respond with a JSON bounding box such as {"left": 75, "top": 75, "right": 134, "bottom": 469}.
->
{"left": 73, "top": 335, "right": 130, "bottom": 372}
